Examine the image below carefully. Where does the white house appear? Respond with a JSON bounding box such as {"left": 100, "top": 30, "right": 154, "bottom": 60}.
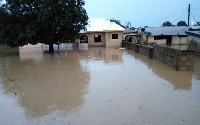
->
{"left": 79, "top": 18, "right": 125, "bottom": 47}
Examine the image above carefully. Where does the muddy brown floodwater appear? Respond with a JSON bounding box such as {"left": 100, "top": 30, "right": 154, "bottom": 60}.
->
{"left": 0, "top": 46, "right": 200, "bottom": 125}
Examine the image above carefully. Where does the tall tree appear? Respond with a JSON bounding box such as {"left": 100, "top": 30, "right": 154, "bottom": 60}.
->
{"left": 162, "top": 21, "right": 173, "bottom": 26}
{"left": 110, "top": 19, "right": 124, "bottom": 28}
{"left": 177, "top": 21, "right": 187, "bottom": 26}
{"left": 0, "top": 0, "right": 88, "bottom": 53}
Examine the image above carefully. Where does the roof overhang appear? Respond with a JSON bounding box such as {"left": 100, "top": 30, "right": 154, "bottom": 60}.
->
{"left": 103, "top": 30, "right": 125, "bottom": 32}
{"left": 186, "top": 31, "right": 200, "bottom": 37}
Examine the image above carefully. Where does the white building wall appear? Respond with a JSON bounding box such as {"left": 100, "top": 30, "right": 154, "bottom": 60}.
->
{"left": 147, "top": 36, "right": 166, "bottom": 45}
{"left": 172, "top": 36, "right": 188, "bottom": 45}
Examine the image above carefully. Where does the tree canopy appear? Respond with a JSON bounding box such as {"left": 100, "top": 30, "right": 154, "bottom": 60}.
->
{"left": 110, "top": 19, "right": 124, "bottom": 28}
{"left": 0, "top": 0, "right": 88, "bottom": 52}
{"left": 162, "top": 21, "right": 173, "bottom": 26}
{"left": 177, "top": 21, "right": 187, "bottom": 26}
{"left": 194, "top": 22, "right": 200, "bottom": 26}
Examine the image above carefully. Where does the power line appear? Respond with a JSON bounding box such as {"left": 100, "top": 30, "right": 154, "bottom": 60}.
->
{"left": 191, "top": 12, "right": 199, "bottom": 23}
{"left": 150, "top": 7, "right": 188, "bottom": 27}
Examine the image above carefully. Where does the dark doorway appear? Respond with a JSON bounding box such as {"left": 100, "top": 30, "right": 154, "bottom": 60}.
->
{"left": 128, "top": 37, "right": 132, "bottom": 42}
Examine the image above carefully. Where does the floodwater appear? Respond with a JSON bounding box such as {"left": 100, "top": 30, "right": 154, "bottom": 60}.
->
{"left": 160, "top": 45, "right": 188, "bottom": 50}
{"left": 0, "top": 46, "right": 200, "bottom": 125}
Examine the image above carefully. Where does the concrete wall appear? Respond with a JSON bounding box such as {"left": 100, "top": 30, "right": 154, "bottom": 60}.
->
{"left": 105, "top": 32, "right": 123, "bottom": 47}
{"left": 88, "top": 32, "right": 106, "bottom": 46}
{"left": 153, "top": 45, "right": 195, "bottom": 71}
{"left": 139, "top": 45, "right": 153, "bottom": 58}
{"left": 122, "top": 41, "right": 195, "bottom": 71}
{"left": 122, "top": 41, "right": 152, "bottom": 57}
{"left": 188, "top": 35, "right": 200, "bottom": 54}
{"left": 171, "top": 36, "right": 188, "bottom": 45}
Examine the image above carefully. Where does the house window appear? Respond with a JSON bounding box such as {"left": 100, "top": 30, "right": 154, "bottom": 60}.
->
{"left": 112, "top": 34, "right": 118, "bottom": 39}
{"left": 94, "top": 35, "right": 101, "bottom": 42}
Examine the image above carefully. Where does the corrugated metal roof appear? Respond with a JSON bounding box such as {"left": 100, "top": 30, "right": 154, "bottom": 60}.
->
{"left": 87, "top": 18, "right": 125, "bottom": 32}
{"left": 189, "top": 26, "right": 200, "bottom": 30}
{"left": 144, "top": 26, "right": 189, "bottom": 36}
{"left": 186, "top": 31, "right": 200, "bottom": 36}
{"left": 123, "top": 28, "right": 138, "bottom": 34}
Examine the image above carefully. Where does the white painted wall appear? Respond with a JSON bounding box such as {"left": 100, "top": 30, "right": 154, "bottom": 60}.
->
{"left": 147, "top": 36, "right": 166, "bottom": 45}
{"left": 172, "top": 36, "right": 188, "bottom": 45}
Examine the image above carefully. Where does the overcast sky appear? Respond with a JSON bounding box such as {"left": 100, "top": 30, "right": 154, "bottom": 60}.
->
{"left": 1, "top": 0, "right": 199, "bottom": 28}
{"left": 84, "top": 0, "right": 200, "bottom": 28}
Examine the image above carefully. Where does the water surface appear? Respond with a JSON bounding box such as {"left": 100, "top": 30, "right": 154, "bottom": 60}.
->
{"left": 0, "top": 46, "right": 200, "bottom": 125}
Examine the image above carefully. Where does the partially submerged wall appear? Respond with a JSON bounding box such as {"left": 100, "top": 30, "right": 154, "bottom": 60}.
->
{"left": 188, "top": 35, "right": 200, "bottom": 55}
{"left": 122, "top": 41, "right": 195, "bottom": 71}
{"left": 153, "top": 45, "right": 195, "bottom": 70}
{"left": 139, "top": 45, "right": 153, "bottom": 58}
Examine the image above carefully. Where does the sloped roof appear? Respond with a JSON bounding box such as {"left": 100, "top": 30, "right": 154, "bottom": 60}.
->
{"left": 123, "top": 28, "right": 138, "bottom": 34}
{"left": 186, "top": 31, "right": 200, "bottom": 36}
{"left": 189, "top": 26, "right": 200, "bottom": 30}
{"left": 144, "top": 26, "right": 189, "bottom": 36}
{"left": 87, "top": 18, "right": 125, "bottom": 32}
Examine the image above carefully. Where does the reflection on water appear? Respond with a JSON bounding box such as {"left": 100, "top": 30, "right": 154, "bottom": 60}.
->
{"left": 0, "top": 46, "right": 200, "bottom": 125}
{"left": 193, "top": 56, "right": 200, "bottom": 80}
{"left": 160, "top": 45, "right": 188, "bottom": 50}
{"left": 0, "top": 47, "right": 123, "bottom": 118}
{"left": 126, "top": 50, "right": 194, "bottom": 90}
{"left": 78, "top": 47, "right": 123, "bottom": 63}
{"left": 0, "top": 47, "right": 90, "bottom": 117}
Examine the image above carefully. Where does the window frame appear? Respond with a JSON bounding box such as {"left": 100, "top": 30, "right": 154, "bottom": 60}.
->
{"left": 112, "top": 34, "right": 118, "bottom": 39}
{"left": 94, "top": 35, "right": 101, "bottom": 42}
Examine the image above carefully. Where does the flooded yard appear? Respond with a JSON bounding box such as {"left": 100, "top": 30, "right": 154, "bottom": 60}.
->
{"left": 0, "top": 46, "right": 200, "bottom": 125}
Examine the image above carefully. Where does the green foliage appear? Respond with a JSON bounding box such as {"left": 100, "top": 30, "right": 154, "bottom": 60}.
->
{"left": 162, "top": 21, "right": 173, "bottom": 26}
{"left": 0, "top": 0, "right": 88, "bottom": 49}
{"left": 110, "top": 19, "right": 124, "bottom": 28}
{"left": 177, "top": 21, "right": 187, "bottom": 26}
{"left": 7, "top": 76, "right": 12, "bottom": 81}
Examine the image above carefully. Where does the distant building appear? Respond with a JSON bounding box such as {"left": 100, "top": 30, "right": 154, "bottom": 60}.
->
{"left": 123, "top": 28, "right": 140, "bottom": 44}
{"left": 138, "top": 26, "right": 189, "bottom": 45}
{"left": 79, "top": 18, "right": 125, "bottom": 47}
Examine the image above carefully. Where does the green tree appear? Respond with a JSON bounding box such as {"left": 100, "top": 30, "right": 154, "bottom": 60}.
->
{"left": 110, "top": 19, "right": 124, "bottom": 28}
{"left": 162, "top": 21, "right": 173, "bottom": 26}
{"left": 195, "top": 22, "right": 200, "bottom": 26}
{"left": 0, "top": 0, "right": 88, "bottom": 53}
{"left": 177, "top": 21, "right": 187, "bottom": 26}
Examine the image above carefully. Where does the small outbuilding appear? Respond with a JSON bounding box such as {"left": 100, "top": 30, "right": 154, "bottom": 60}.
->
{"left": 123, "top": 28, "right": 140, "bottom": 44}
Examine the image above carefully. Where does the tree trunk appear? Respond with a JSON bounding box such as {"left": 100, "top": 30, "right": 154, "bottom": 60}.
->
{"left": 49, "top": 43, "right": 54, "bottom": 53}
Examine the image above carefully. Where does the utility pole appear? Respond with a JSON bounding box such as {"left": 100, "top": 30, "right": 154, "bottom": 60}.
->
{"left": 188, "top": 4, "right": 190, "bottom": 26}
